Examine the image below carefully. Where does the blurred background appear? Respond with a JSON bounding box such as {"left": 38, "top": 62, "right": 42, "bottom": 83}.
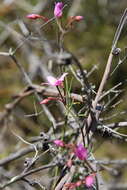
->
{"left": 0, "top": 0, "right": 127, "bottom": 189}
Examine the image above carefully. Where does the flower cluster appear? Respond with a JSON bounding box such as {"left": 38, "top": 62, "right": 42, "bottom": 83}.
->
{"left": 26, "top": 2, "right": 83, "bottom": 25}
{"left": 64, "top": 174, "right": 95, "bottom": 189}
{"left": 53, "top": 140, "right": 95, "bottom": 189}
{"left": 53, "top": 140, "right": 88, "bottom": 161}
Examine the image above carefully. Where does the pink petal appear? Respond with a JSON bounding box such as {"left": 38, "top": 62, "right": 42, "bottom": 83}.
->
{"left": 74, "top": 144, "right": 87, "bottom": 160}
{"left": 26, "top": 14, "right": 48, "bottom": 22}
{"left": 47, "top": 76, "right": 57, "bottom": 86}
{"left": 85, "top": 174, "right": 95, "bottom": 187}
{"left": 53, "top": 139, "right": 65, "bottom": 147}
{"left": 40, "top": 98, "right": 50, "bottom": 104}
{"left": 54, "top": 2, "right": 63, "bottom": 18}
{"left": 47, "top": 73, "right": 68, "bottom": 86}
{"left": 75, "top": 16, "right": 84, "bottom": 21}
{"left": 58, "top": 73, "right": 68, "bottom": 82}
{"left": 40, "top": 97, "right": 58, "bottom": 104}
{"left": 26, "top": 14, "right": 42, "bottom": 19}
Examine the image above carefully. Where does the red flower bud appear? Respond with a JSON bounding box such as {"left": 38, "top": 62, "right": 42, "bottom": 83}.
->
{"left": 26, "top": 14, "right": 48, "bottom": 22}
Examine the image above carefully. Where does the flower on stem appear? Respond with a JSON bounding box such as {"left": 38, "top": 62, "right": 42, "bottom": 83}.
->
{"left": 54, "top": 2, "right": 63, "bottom": 18}
{"left": 26, "top": 14, "right": 48, "bottom": 21}
{"left": 74, "top": 16, "right": 84, "bottom": 21}
{"left": 47, "top": 73, "right": 68, "bottom": 87}
{"left": 85, "top": 174, "right": 95, "bottom": 187}
{"left": 40, "top": 98, "right": 51, "bottom": 104}
{"left": 66, "top": 16, "right": 84, "bottom": 28}
{"left": 64, "top": 174, "right": 95, "bottom": 189}
{"left": 74, "top": 143, "right": 88, "bottom": 160}
{"left": 53, "top": 139, "right": 65, "bottom": 147}
{"left": 40, "top": 97, "right": 62, "bottom": 104}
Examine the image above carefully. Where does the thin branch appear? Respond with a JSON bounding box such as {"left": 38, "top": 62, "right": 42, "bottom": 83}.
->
{"left": 99, "top": 82, "right": 122, "bottom": 101}
{"left": 0, "top": 145, "right": 35, "bottom": 166}
{"left": 107, "top": 122, "right": 127, "bottom": 129}
{"left": 0, "top": 162, "right": 57, "bottom": 189}
{"left": 97, "top": 124, "right": 127, "bottom": 141}
{"left": 93, "top": 8, "right": 127, "bottom": 115}
{"left": 91, "top": 159, "right": 127, "bottom": 165}
{"left": 112, "top": 8, "right": 127, "bottom": 50}
{"left": 11, "top": 131, "right": 38, "bottom": 166}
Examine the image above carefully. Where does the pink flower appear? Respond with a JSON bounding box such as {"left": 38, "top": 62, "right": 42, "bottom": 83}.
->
{"left": 26, "top": 14, "right": 48, "bottom": 21}
{"left": 40, "top": 97, "right": 62, "bottom": 104}
{"left": 74, "top": 16, "right": 84, "bottom": 21}
{"left": 40, "top": 98, "right": 51, "bottom": 104}
{"left": 74, "top": 144, "right": 87, "bottom": 160}
{"left": 85, "top": 174, "right": 95, "bottom": 187}
{"left": 54, "top": 2, "right": 63, "bottom": 18}
{"left": 40, "top": 97, "right": 55, "bottom": 104}
{"left": 53, "top": 139, "right": 65, "bottom": 147}
{"left": 66, "top": 16, "right": 84, "bottom": 28}
{"left": 26, "top": 14, "right": 42, "bottom": 19}
{"left": 47, "top": 73, "right": 68, "bottom": 86}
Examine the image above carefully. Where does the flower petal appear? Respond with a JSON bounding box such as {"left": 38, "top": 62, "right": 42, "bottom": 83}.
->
{"left": 85, "top": 174, "right": 95, "bottom": 187}
{"left": 47, "top": 76, "right": 57, "bottom": 86}
{"left": 58, "top": 72, "right": 68, "bottom": 82}
{"left": 40, "top": 98, "right": 50, "bottom": 104}
{"left": 75, "top": 16, "right": 84, "bottom": 21}
{"left": 26, "top": 14, "right": 42, "bottom": 19}
{"left": 53, "top": 139, "right": 65, "bottom": 147}
{"left": 54, "top": 2, "right": 63, "bottom": 18}
{"left": 74, "top": 144, "right": 87, "bottom": 160}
